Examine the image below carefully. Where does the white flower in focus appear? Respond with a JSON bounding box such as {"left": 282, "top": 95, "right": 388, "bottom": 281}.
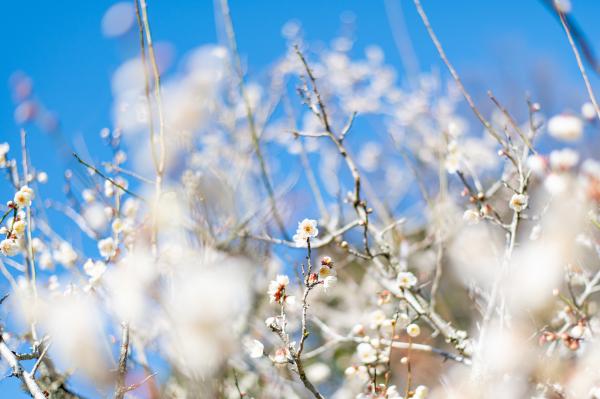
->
{"left": 509, "top": 193, "right": 528, "bottom": 212}
{"left": 406, "top": 323, "right": 421, "bottom": 338}
{"left": 547, "top": 113, "right": 583, "bottom": 141}
{"left": 267, "top": 274, "right": 290, "bottom": 303}
{"left": 293, "top": 218, "right": 318, "bottom": 245}
{"left": 244, "top": 338, "right": 264, "bottom": 359}
{"left": 549, "top": 148, "right": 579, "bottom": 171}
{"left": 397, "top": 271, "right": 417, "bottom": 289}
{"left": 0, "top": 239, "right": 19, "bottom": 256}
{"left": 14, "top": 187, "right": 33, "bottom": 207}
{"left": 98, "top": 237, "right": 117, "bottom": 258}
{"left": 462, "top": 209, "right": 480, "bottom": 225}
{"left": 12, "top": 220, "right": 26, "bottom": 237}
{"left": 582, "top": 102, "right": 596, "bottom": 120}
{"left": 356, "top": 342, "right": 377, "bottom": 364}
{"left": 318, "top": 265, "right": 334, "bottom": 279}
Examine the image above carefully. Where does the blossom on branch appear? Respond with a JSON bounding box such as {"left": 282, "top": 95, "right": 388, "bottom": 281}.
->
{"left": 293, "top": 218, "right": 318, "bottom": 245}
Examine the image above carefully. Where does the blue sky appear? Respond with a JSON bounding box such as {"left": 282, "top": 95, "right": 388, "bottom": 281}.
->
{"left": 1, "top": 0, "right": 600, "bottom": 396}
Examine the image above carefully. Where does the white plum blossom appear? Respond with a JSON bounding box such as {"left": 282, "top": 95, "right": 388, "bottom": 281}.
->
{"left": 11, "top": 219, "right": 26, "bottom": 237}
{"left": 293, "top": 218, "right": 318, "bottom": 245}
{"left": 13, "top": 186, "right": 33, "bottom": 208}
{"left": 397, "top": 271, "right": 417, "bottom": 289}
{"left": 509, "top": 193, "right": 529, "bottom": 212}
{"left": 0, "top": 239, "right": 19, "bottom": 256}
{"left": 97, "top": 237, "right": 117, "bottom": 258}
{"left": 83, "top": 259, "right": 107, "bottom": 284}
{"left": 318, "top": 264, "right": 335, "bottom": 279}
{"left": 318, "top": 256, "right": 337, "bottom": 290}
{"left": 111, "top": 218, "right": 124, "bottom": 233}
{"left": 356, "top": 342, "right": 378, "bottom": 364}
{"left": 547, "top": 113, "right": 583, "bottom": 141}
{"left": 268, "top": 274, "right": 291, "bottom": 303}
{"left": 271, "top": 347, "right": 290, "bottom": 364}
{"left": 406, "top": 323, "right": 421, "bottom": 338}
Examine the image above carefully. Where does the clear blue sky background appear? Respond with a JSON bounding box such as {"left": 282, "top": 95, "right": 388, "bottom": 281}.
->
{"left": 0, "top": 1, "right": 600, "bottom": 397}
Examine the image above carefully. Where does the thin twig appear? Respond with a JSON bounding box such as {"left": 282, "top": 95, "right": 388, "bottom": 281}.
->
{"left": 72, "top": 153, "right": 144, "bottom": 201}
{"left": 488, "top": 91, "right": 535, "bottom": 153}
{"left": 412, "top": 0, "right": 504, "bottom": 146}
{"left": 30, "top": 341, "right": 51, "bottom": 376}
{"left": 294, "top": 46, "right": 373, "bottom": 256}
{"left": 115, "top": 323, "right": 130, "bottom": 399}
{"left": 219, "top": 0, "right": 290, "bottom": 240}
{"left": 21, "top": 130, "right": 39, "bottom": 344}
{"left": 137, "top": 0, "right": 167, "bottom": 257}
{"left": 0, "top": 338, "right": 46, "bottom": 399}
{"left": 557, "top": 10, "right": 600, "bottom": 123}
